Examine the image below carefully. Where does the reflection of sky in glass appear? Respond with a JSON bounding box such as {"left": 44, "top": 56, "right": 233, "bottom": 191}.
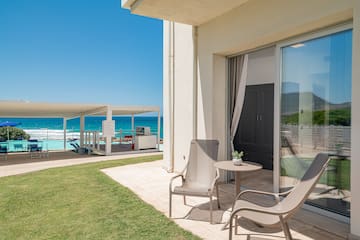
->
{"left": 282, "top": 30, "right": 352, "bottom": 104}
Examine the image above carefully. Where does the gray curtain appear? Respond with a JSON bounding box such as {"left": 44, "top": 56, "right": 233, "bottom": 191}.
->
{"left": 227, "top": 54, "right": 248, "bottom": 181}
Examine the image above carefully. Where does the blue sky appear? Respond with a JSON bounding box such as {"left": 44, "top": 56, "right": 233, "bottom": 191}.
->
{"left": 282, "top": 29, "right": 352, "bottom": 104}
{"left": 0, "top": 0, "right": 163, "bottom": 111}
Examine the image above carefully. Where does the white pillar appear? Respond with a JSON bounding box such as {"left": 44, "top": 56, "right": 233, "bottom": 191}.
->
{"left": 96, "top": 132, "right": 100, "bottom": 150}
{"left": 63, "top": 118, "right": 67, "bottom": 151}
{"left": 157, "top": 111, "right": 161, "bottom": 150}
{"left": 84, "top": 131, "right": 87, "bottom": 146}
{"left": 92, "top": 131, "right": 96, "bottom": 148}
{"left": 80, "top": 115, "right": 85, "bottom": 147}
{"left": 162, "top": 21, "right": 175, "bottom": 172}
{"left": 105, "top": 107, "right": 112, "bottom": 155}
{"left": 131, "top": 114, "right": 135, "bottom": 136}
{"left": 351, "top": 2, "right": 360, "bottom": 238}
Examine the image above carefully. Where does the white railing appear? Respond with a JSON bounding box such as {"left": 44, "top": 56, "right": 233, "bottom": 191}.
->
{"left": 282, "top": 125, "right": 351, "bottom": 154}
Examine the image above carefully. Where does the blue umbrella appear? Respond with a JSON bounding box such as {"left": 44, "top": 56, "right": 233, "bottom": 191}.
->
{"left": 0, "top": 121, "right": 21, "bottom": 140}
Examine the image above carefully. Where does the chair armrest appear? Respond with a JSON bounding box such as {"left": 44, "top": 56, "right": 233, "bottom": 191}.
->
{"left": 236, "top": 189, "right": 279, "bottom": 200}
{"left": 278, "top": 189, "right": 292, "bottom": 197}
{"left": 209, "top": 168, "right": 220, "bottom": 193}
{"left": 178, "top": 156, "right": 189, "bottom": 175}
{"left": 233, "top": 190, "right": 281, "bottom": 209}
{"left": 169, "top": 174, "right": 185, "bottom": 192}
{"left": 231, "top": 204, "right": 291, "bottom": 218}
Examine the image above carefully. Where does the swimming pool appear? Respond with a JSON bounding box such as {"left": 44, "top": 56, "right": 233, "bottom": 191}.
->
{"left": 0, "top": 140, "right": 78, "bottom": 152}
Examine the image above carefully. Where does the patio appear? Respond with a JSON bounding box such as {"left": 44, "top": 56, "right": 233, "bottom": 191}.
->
{"left": 103, "top": 160, "right": 350, "bottom": 240}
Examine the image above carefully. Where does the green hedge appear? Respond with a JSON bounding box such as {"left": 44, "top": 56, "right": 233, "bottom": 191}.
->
{"left": 0, "top": 127, "right": 30, "bottom": 141}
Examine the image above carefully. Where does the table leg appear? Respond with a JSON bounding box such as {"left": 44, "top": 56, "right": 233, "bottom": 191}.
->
{"left": 221, "top": 171, "right": 241, "bottom": 231}
{"left": 235, "top": 171, "right": 241, "bottom": 197}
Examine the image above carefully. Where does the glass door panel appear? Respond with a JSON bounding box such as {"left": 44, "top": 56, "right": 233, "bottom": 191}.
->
{"left": 280, "top": 29, "right": 352, "bottom": 217}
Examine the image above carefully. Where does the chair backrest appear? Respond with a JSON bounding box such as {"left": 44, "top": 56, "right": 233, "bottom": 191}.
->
{"left": 29, "top": 144, "right": 39, "bottom": 151}
{"left": 70, "top": 143, "right": 79, "bottom": 150}
{"left": 0, "top": 145, "right": 7, "bottom": 153}
{"left": 184, "top": 139, "right": 219, "bottom": 188}
{"left": 280, "top": 153, "right": 330, "bottom": 216}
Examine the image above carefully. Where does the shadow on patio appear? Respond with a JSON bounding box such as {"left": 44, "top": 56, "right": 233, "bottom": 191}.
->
{"left": 102, "top": 160, "right": 349, "bottom": 240}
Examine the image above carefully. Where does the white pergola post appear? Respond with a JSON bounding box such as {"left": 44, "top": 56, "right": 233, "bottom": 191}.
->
{"left": 157, "top": 111, "right": 161, "bottom": 150}
{"left": 96, "top": 132, "right": 100, "bottom": 150}
{"left": 80, "top": 115, "right": 85, "bottom": 147}
{"left": 92, "top": 131, "right": 96, "bottom": 148}
{"left": 131, "top": 114, "right": 135, "bottom": 137}
{"left": 63, "top": 118, "right": 67, "bottom": 150}
{"left": 105, "top": 107, "right": 112, "bottom": 155}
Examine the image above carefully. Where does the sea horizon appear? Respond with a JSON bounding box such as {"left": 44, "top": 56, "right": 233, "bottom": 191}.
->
{"left": 0, "top": 116, "right": 163, "bottom": 140}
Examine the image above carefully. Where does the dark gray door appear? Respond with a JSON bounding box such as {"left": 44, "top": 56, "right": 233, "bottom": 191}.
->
{"left": 234, "top": 84, "right": 274, "bottom": 170}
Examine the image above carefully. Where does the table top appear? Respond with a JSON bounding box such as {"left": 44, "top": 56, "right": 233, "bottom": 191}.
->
{"left": 214, "top": 161, "right": 262, "bottom": 172}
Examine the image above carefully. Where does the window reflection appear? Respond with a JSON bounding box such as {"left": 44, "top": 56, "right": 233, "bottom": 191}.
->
{"left": 280, "top": 29, "right": 352, "bottom": 217}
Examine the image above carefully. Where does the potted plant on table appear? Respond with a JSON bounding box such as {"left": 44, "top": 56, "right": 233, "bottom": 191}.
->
{"left": 232, "top": 150, "right": 244, "bottom": 165}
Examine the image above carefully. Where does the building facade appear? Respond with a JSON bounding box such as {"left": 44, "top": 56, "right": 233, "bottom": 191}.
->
{"left": 122, "top": 0, "right": 360, "bottom": 238}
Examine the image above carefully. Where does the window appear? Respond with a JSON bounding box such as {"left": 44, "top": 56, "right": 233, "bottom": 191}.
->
{"left": 280, "top": 29, "right": 352, "bottom": 217}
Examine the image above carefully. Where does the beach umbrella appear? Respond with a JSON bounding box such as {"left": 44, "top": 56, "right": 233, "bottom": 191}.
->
{"left": 0, "top": 121, "right": 21, "bottom": 140}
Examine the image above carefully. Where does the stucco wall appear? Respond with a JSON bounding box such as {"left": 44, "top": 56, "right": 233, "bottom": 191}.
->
{"left": 173, "top": 23, "right": 195, "bottom": 172}
{"left": 163, "top": 22, "right": 195, "bottom": 172}
{"left": 195, "top": 0, "right": 358, "bottom": 236}
{"left": 246, "top": 47, "right": 276, "bottom": 86}
{"left": 162, "top": 21, "right": 171, "bottom": 171}
{"left": 165, "top": 0, "right": 359, "bottom": 235}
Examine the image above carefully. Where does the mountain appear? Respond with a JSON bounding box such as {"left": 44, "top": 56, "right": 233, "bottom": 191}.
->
{"left": 281, "top": 92, "right": 351, "bottom": 115}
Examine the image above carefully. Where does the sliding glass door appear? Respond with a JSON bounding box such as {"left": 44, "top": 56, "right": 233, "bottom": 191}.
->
{"left": 280, "top": 29, "right": 352, "bottom": 216}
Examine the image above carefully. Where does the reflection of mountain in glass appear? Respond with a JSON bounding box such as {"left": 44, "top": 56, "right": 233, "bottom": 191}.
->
{"left": 281, "top": 92, "right": 351, "bottom": 126}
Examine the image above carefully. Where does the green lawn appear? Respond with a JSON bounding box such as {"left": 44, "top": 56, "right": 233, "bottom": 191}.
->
{"left": 0, "top": 155, "right": 200, "bottom": 240}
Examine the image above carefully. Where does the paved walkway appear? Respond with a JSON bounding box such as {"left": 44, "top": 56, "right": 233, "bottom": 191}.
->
{"left": 0, "top": 152, "right": 161, "bottom": 178}
{"left": 103, "top": 160, "right": 350, "bottom": 240}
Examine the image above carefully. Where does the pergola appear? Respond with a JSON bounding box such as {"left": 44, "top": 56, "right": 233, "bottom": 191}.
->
{"left": 0, "top": 100, "right": 161, "bottom": 155}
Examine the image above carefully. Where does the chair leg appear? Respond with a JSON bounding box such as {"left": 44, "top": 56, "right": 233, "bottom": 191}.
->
{"left": 279, "top": 216, "right": 293, "bottom": 240}
{"left": 216, "top": 183, "right": 221, "bottom": 209}
{"left": 235, "top": 215, "right": 239, "bottom": 235}
{"left": 229, "top": 214, "right": 234, "bottom": 240}
{"left": 183, "top": 195, "right": 186, "bottom": 205}
{"left": 169, "top": 192, "right": 172, "bottom": 218}
{"left": 209, "top": 195, "right": 213, "bottom": 224}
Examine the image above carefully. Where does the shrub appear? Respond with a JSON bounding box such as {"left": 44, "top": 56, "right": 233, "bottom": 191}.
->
{"left": 0, "top": 127, "right": 30, "bottom": 141}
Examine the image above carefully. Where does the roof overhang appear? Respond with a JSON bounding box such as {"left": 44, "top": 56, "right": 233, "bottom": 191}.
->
{"left": 121, "top": 0, "right": 249, "bottom": 26}
{"left": 0, "top": 101, "right": 160, "bottom": 118}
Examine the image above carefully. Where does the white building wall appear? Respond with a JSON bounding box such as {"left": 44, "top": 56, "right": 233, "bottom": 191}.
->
{"left": 162, "top": 21, "right": 172, "bottom": 172}
{"left": 246, "top": 47, "right": 276, "bottom": 86}
{"left": 212, "top": 55, "right": 227, "bottom": 161}
{"left": 196, "top": 0, "right": 358, "bottom": 237}
{"left": 163, "top": 21, "right": 195, "bottom": 172}
{"left": 173, "top": 23, "right": 195, "bottom": 172}
{"left": 165, "top": 0, "right": 359, "bottom": 236}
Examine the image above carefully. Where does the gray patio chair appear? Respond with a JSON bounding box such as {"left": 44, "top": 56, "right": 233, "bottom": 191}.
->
{"left": 169, "top": 139, "right": 220, "bottom": 224}
{"left": 229, "top": 153, "right": 330, "bottom": 240}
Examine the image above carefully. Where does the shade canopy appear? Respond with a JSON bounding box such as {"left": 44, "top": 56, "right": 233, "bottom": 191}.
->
{"left": 0, "top": 101, "right": 160, "bottom": 118}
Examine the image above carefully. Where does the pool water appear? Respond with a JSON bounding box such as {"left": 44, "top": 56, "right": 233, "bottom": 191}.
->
{"left": 0, "top": 140, "right": 78, "bottom": 152}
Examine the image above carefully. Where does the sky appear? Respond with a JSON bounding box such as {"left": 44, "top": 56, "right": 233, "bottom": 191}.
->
{"left": 0, "top": 0, "right": 163, "bottom": 112}
{"left": 282, "top": 29, "right": 352, "bottom": 104}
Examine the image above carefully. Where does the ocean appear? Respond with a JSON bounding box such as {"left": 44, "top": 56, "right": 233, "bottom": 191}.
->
{"left": 0, "top": 116, "right": 163, "bottom": 151}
